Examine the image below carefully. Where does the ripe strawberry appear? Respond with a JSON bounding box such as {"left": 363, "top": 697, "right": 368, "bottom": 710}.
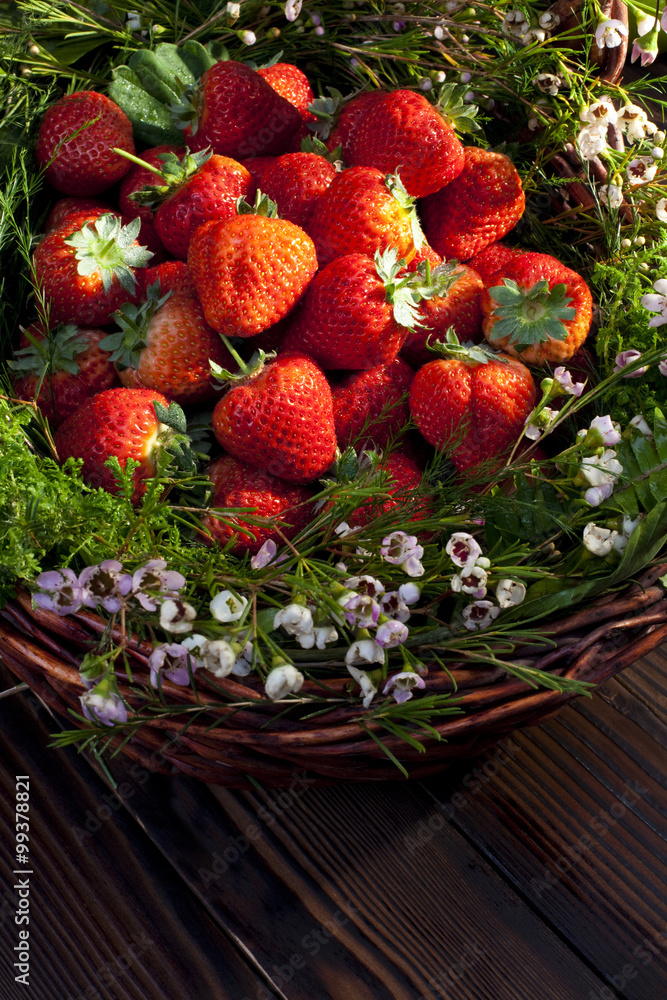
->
{"left": 325, "top": 90, "right": 385, "bottom": 157}
{"left": 33, "top": 209, "right": 153, "bottom": 327}
{"left": 305, "top": 167, "right": 424, "bottom": 268}
{"left": 9, "top": 322, "right": 118, "bottom": 426}
{"left": 401, "top": 261, "right": 485, "bottom": 368}
{"left": 201, "top": 454, "right": 314, "bottom": 555}
{"left": 349, "top": 451, "right": 428, "bottom": 527}
{"left": 45, "top": 197, "right": 111, "bottom": 233}
{"left": 331, "top": 357, "right": 414, "bottom": 450}
{"left": 347, "top": 90, "right": 465, "bottom": 197}
{"left": 186, "top": 60, "right": 302, "bottom": 159}
{"left": 421, "top": 147, "right": 525, "bottom": 260}
{"left": 118, "top": 145, "right": 186, "bottom": 221}
{"left": 239, "top": 156, "right": 279, "bottom": 189}
{"left": 406, "top": 241, "right": 442, "bottom": 273}
{"left": 144, "top": 260, "right": 196, "bottom": 297}
{"left": 35, "top": 91, "right": 135, "bottom": 196}
{"left": 54, "top": 387, "right": 190, "bottom": 501}
{"left": 257, "top": 62, "right": 316, "bottom": 121}
{"left": 99, "top": 283, "right": 235, "bottom": 405}
{"left": 212, "top": 351, "right": 337, "bottom": 483}
{"left": 188, "top": 193, "right": 317, "bottom": 338}
{"left": 409, "top": 335, "right": 536, "bottom": 474}
{"left": 481, "top": 251, "right": 593, "bottom": 365}
{"left": 251, "top": 149, "right": 337, "bottom": 229}
{"left": 466, "top": 241, "right": 522, "bottom": 284}
{"left": 283, "top": 248, "right": 423, "bottom": 370}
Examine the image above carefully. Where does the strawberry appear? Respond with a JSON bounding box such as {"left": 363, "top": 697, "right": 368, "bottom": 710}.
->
{"left": 331, "top": 357, "right": 414, "bottom": 450}
{"left": 420, "top": 147, "right": 525, "bottom": 260}
{"left": 45, "top": 197, "right": 111, "bottom": 233}
{"left": 201, "top": 454, "right": 313, "bottom": 555}
{"left": 401, "top": 261, "right": 485, "bottom": 368}
{"left": 257, "top": 62, "right": 316, "bottom": 122}
{"left": 54, "top": 388, "right": 192, "bottom": 501}
{"left": 186, "top": 60, "right": 302, "bottom": 159}
{"left": 347, "top": 90, "right": 465, "bottom": 197}
{"left": 466, "top": 241, "right": 523, "bottom": 284}
{"left": 481, "top": 251, "right": 593, "bottom": 365}
{"left": 250, "top": 148, "right": 337, "bottom": 229}
{"left": 325, "top": 90, "right": 385, "bottom": 157}
{"left": 8, "top": 322, "right": 118, "bottom": 426}
{"left": 35, "top": 91, "right": 135, "bottom": 196}
{"left": 406, "top": 241, "right": 442, "bottom": 273}
{"left": 283, "top": 247, "right": 423, "bottom": 370}
{"left": 349, "top": 451, "right": 428, "bottom": 527}
{"left": 305, "top": 167, "right": 424, "bottom": 269}
{"left": 99, "top": 282, "right": 235, "bottom": 405}
{"left": 33, "top": 210, "right": 153, "bottom": 327}
{"left": 118, "top": 145, "right": 186, "bottom": 221}
{"left": 144, "top": 260, "right": 196, "bottom": 297}
{"left": 409, "top": 335, "right": 536, "bottom": 474}
{"left": 188, "top": 193, "right": 317, "bottom": 338}
{"left": 239, "top": 156, "right": 279, "bottom": 189}
{"left": 212, "top": 351, "right": 337, "bottom": 483}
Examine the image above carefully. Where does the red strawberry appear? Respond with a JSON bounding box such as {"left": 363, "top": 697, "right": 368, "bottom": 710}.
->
{"left": 118, "top": 145, "right": 186, "bottom": 221}
{"left": 409, "top": 336, "right": 536, "bottom": 474}
{"left": 54, "top": 387, "right": 188, "bottom": 501}
{"left": 257, "top": 62, "right": 315, "bottom": 121}
{"left": 325, "top": 90, "right": 385, "bottom": 157}
{"left": 251, "top": 150, "right": 337, "bottom": 229}
{"left": 421, "top": 147, "right": 525, "bottom": 260}
{"left": 283, "top": 248, "right": 423, "bottom": 370}
{"left": 401, "top": 262, "right": 485, "bottom": 367}
{"left": 305, "top": 167, "right": 424, "bottom": 268}
{"left": 33, "top": 209, "right": 153, "bottom": 327}
{"left": 212, "top": 351, "right": 337, "bottom": 483}
{"left": 100, "top": 283, "right": 235, "bottom": 405}
{"left": 144, "top": 260, "right": 196, "bottom": 297}
{"left": 45, "top": 197, "right": 111, "bottom": 233}
{"left": 188, "top": 193, "right": 317, "bottom": 338}
{"left": 331, "top": 357, "right": 415, "bottom": 450}
{"left": 347, "top": 90, "right": 465, "bottom": 197}
{"left": 481, "top": 251, "right": 593, "bottom": 365}
{"left": 466, "top": 241, "right": 523, "bottom": 284}
{"left": 35, "top": 91, "right": 135, "bottom": 196}
{"left": 201, "top": 454, "right": 313, "bottom": 555}
{"left": 239, "top": 155, "right": 279, "bottom": 189}
{"left": 9, "top": 322, "right": 118, "bottom": 426}
{"left": 349, "top": 451, "right": 429, "bottom": 527}
{"left": 406, "top": 241, "right": 442, "bottom": 273}
{"left": 186, "top": 60, "right": 301, "bottom": 159}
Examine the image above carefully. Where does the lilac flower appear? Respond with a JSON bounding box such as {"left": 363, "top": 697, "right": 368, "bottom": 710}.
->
{"left": 613, "top": 350, "right": 649, "bottom": 376}
{"left": 210, "top": 589, "right": 247, "bottom": 623}
{"left": 347, "top": 664, "right": 377, "bottom": 709}
{"left": 398, "top": 582, "right": 420, "bottom": 605}
{"left": 554, "top": 366, "right": 585, "bottom": 396}
{"left": 148, "top": 642, "right": 199, "bottom": 687}
{"left": 383, "top": 671, "right": 425, "bottom": 704}
{"left": 445, "top": 532, "right": 482, "bottom": 572}
{"left": 588, "top": 415, "right": 622, "bottom": 446}
{"left": 341, "top": 593, "right": 382, "bottom": 629}
{"left": 376, "top": 620, "right": 409, "bottom": 648}
{"left": 79, "top": 560, "right": 132, "bottom": 613}
{"left": 585, "top": 483, "right": 615, "bottom": 506}
{"left": 250, "top": 539, "right": 277, "bottom": 570}
{"left": 344, "top": 575, "right": 385, "bottom": 598}
{"left": 380, "top": 531, "right": 424, "bottom": 576}
{"left": 380, "top": 591, "right": 411, "bottom": 623}
{"left": 33, "top": 568, "right": 83, "bottom": 615}
{"left": 159, "top": 598, "right": 197, "bottom": 634}
{"left": 461, "top": 600, "right": 501, "bottom": 631}
{"left": 265, "top": 665, "right": 304, "bottom": 700}
{"left": 641, "top": 278, "right": 667, "bottom": 327}
{"left": 631, "top": 26, "right": 659, "bottom": 66}
{"left": 80, "top": 688, "right": 128, "bottom": 726}
{"left": 345, "top": 638, "right": 385, "bottom": 667}
{"left": 660, "top": 359, "right": 667, "bottom": 376}
{"left": 132, "top": 559, "right": 186, "bottom": 611}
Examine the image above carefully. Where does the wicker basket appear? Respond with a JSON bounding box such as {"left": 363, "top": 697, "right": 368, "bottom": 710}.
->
{"left": 2, "top": 561, "right": 666, "bottom": 787}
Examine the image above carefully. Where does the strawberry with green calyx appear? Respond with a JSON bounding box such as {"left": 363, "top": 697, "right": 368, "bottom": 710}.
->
{"left": 409, "top": 331, "right": 536, "bottom": 474}
{"left": 33, "top": 210, "right": 153, "bottom": 327}
{"left": 284, "top": 247, "right": 426, "bottom": 370}
{"left": 100, "top": 281, "right": 234, "bottom": 405}
{"left": 248, "top": 148, "right": 338, "bottom": 229}
{"left": 305, "top": 167, "right": 424, "bottom": 269}
{"left": 421, "top": 146, "right": 525, "bottom": 261}
{"left": 118, "top": 144, "right": 187, "bottom": 220}
{"left": 319, "top": 89, "right": 385, "bottom": 154}
{"left": 481, "top": 252, "right": 593, "bottom": 365}
{"left": 54, "top": 388, "right": 195, "bottom": 502}
{"left": 331, "top": 357, "right": 415, "bottom": 451}
{"left": 401, "top": 260, "right": 485, "bottom": 367}
{"left": 9, "top": 322, "right": 118, "bottom": 426}
{"left": 347, "top": 90, "right": 465, "bottom": 198}
{"left": 188, "top": 191, "right": 318, "bottom": 339}
{"left": 35, "top": 91, "right": 135, "bottom": 196}
{"left": 144, "top": 260, "right": 196, "bottom": 297}
{"left": 201, "top": 453, "right": 314, "bottom": 555}
{"left": 466, "top": 241, "right": 522, "bottom": 284}
{"left": 211, "top": 349, "right": 337, "bottom": 484}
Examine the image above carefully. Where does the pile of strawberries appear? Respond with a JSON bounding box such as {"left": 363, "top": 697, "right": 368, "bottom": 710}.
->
{"left": 12, "top": 57, "right": 594, "bottom": 554}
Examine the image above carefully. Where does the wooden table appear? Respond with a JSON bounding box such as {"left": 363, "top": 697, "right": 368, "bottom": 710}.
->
{"left": 0, "top": 646, "right": 665, "bottom": 1000}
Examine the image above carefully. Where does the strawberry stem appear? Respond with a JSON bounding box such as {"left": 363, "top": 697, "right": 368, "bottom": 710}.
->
{"left": 112, "top": 146, "right": 164, "bottom": 178}
{"left": 219, "top": 334, "right": 250, "bottom": 374}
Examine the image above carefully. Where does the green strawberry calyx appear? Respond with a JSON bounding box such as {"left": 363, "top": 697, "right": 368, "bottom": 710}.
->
{"left": 487, "top": 278, "right": 576, "bottom": 349}
{"left": 116, "top": 147, "right": 212, "bottom": 207}
{"left": 413, "top": 259, "right": 462, "bottom": 302}
{"left": 434, "top": 83, "right": 482, "bottom": 135}
{"left": 210, "top": 334, "right": 275, "bottom": 387}
{"left": 167, "top": 79, "right": 201, "bottom": 134}
{"left": 384, "top": 172, "right": 425, "bottom": 252}
{"left": 64, "top": 214, "right": 153, "bottom": 295}
{"left": 375, "top": 247, "right": 425, "bottom": 331}
{"left": 300, "top": 135, "right": 345, "bottom": 167}
{"left": 305, "top": 87, "right": 346, "bottom": 141}
{"left": 100, "top": 281, "right": 172, "bottom": 370}
{"left": 425, "top": 328, "right": 504, "bottom": 366}
{"left": 236, "top": 190, "right": 279, "bottom": 218}
{"left": 153, "top": 400, "right": 198, "bottom": 476}
{"left": 8, "top": 324, "right": 86, "bottom": 377}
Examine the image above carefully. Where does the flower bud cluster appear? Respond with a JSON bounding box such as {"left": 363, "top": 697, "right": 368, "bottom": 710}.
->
{"left": 445, "top": 533, "right": 526, "bottom": 631}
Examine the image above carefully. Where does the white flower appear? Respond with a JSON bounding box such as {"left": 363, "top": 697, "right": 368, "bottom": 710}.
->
{"left": 614, "top": 349, "right": 649, "bottom": 374}
{"left": 250, "top": 539, "right": 277, "bottom": 569}
{"left": 159, "top": 599, "right": 197, "bottom": 634}
{"left": 524, "top": 406, "right": 558, "bottom": 441}
{"left": 240, "top": 29, "right": 256, "bottom": 45}
{"left": 445, "top": 532, "right": 482, "bottom": 572}
{"left": 580, "top": 97, "right": 617, "bottom": 127}
{"left": 637, "top": 13, "right": 658, "bottom": 35}
{"left": 341, "top": 593, "right": 381, "bottom": 628}
{"left": 226, "top": 1, "right": 240, "bottom": 16}
{"left": 660, "top": 359, "right": 667, "bottom": 376}
{"left": 274, "top": 603, "right": 314, "bottom": 636}
{"left": 379, "top": 591, "right": 411, "bottom": 623}
{"left": 398, "top": 582, "right": 420, "bottom": 605}
{"left": 580, "top": 449, "right": 623, "bottom": 488}
{"left": 335, "top": 521, "right": 352, "bottom": 537}
{"left": 502, "top": 10, "right": 528, "bottom": 36}
{"left": 631, "top": 28, "right": 659, "bottom": 67}
{"left": 599, "top": 183, "right": 624, "bottom": 210}
{"left": 265, "top": 665, "right": 304, "bottom": 700}
{"left": 380, "top": 531, "right": 424, "bottom": 577}
{"left": 553, "top": 366, "right": 586, "bottom": 396}
{"left": 80, "top": 689, "right": 128, "bottom": 726}
{"left": 284, "top": 0, "right": 302, "bottom": 20}
{"left": 376, "top": 620, "right": 409, "bottom": 648}
{"left": 347, "top": 665, "right": 377, "bottom": 709}
{"left": 585, "top": 483, "right": 614, "bottom": 506}
{"left": 577, "top": 124, "right": 608, "bottom": 159}
{"left": 538, "top": 11, "right": 560, "bottom": 30}
{"left": 630, "top": 414, "right": 653, "bottom": 437}
{"left": 200, "top": 639, "right": 237, "bottom": 678}
{"left": 461, "top": 600, "right": 501, "bottom": 631}
{"left": 595, "top": 18, "right": 628, "bottom": 48}
{"left": 520, "top": 27, "right": 546, "bottom": 45}
{"left": 496, "top": 579, "right": 527, "bottom": 608}
{"left": 297, "top": 625, "right": 338, "bottom": 650}
{"left": 618, "top": 104, "right": 657, "bottom": 143}
{"left": 627, "top": 157, "right": 658, "bottom": 186}
{"left": 451, "top": 564, "right": 488, "bottom": 598}
{"left": 612, "top": 515, "right": 643, "bottom": 554}
{"left": 210, "top": 590, "right": 247, "bottom": 623}
{"left": 588, "top": 415, "right": 622, "bottom": 446}
{"left": 533, "top": 73, "right": 561, "bottom": 96}
{"left": 383, "top": 671, "right": 425, "bottom": 704}
{"left": 524, "top": 422, "right": 543, "bottom": 441}
{"left": 345, "top": 638, "right": 385, "bottom": 667}
{"left": 344, "top": 575, "right": 384, "bottom": 598}
{"left": 641, "top": 278, "right": 667, "bottom": 327}
{"left": 583, "top": 523, "right": 618, "bottom": 556}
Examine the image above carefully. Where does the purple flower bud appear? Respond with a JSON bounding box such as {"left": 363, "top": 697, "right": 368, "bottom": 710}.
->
{"left": 33, "top": 568, "right": 82, "bottom": 615}
{"left": 553, "top": 366, "right": 585, "bottom": 396}
{"left": 80, "top": 689, "right": 128, "bottom": 726}
{"left": 250, "top": 539, "right": 278, "bottom": 570}
{"left": 383, "top": 671, "right": 425, "bottom": 704}
{"left": 148, "top": 643, "right": 199, "bottom": 687}
{"left": 613, "top": 350, "right": 648, "bottom": 378}
{"left": 376, "top": 620, "right": 409, "bottom": 648}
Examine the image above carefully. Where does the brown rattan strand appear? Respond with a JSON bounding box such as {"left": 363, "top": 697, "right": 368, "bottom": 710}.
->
{"left": 1, "top": 561, "right": 666, "bottom": 787}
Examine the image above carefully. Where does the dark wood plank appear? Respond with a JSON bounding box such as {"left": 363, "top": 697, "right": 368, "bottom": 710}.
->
{"left": 0, "top": 672, "right": 278, "bottom": 1000}
{"left": 423, "top": 648, "right": 667, "bottom": 1000}
{"left": 103, "top": 749, "right": 617, "bottom": 1000}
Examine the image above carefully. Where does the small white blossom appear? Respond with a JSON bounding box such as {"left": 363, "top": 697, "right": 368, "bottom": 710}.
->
{"left": 344, "top": 575, "right": 384, "bottom": 598}
{"left": 341, "top": 593, "right": 382, "bottom": 628}
{"left": 577, "top": 124, "right": 608, "bottom": 159}
{"left": 379, "top": 591, "right": 411, "bottom": 623}
{"left": 380, "top": 531, "right": 424, "bottom": 577}
{"left": 612, "top": 515, "right": 643, "bottom": 554}
{"left": 376, "top": 620, "right": 409, "bottom": 648}
{"left": 580, "top": 97, "right": 617, "bottom": 126}
{"left": 588, "top": 415, "right": 622, "bottom": 446}
{"left": 383, "top": 671, "right": 425, "bottom": 704}
{"left": 538, "top": 11, "right": 560, "bottom": 30}
{"left": 533, "top": 73, "right": 561, "bottom": 96}
{"left": 345, "top": 638, "right": 385, "bottom": 667}
{"left": 641, "top": 278, "right": 667, "bottom": 327}
{"left": 599, "top": 183, "right": 624, "bottom": 210}
{"left": 335, "top": 521, "right": 352, "bottom": 537}
{"left": 250, "top": 539, "right": 277, "bottom": 569}
{"left": 580, "top": 449, "right": 623, "bottom": 489}
{"left": 502, "top": 10, "right": 529, "bottom": 38}
{"left": 631, "top": 27, "right": 659, "bottom": 67}
{"left": 554, "top": 366, "right": 586, "bottom": 396}
{"left": 585, "top": 483, "right": 614, "bottom": 506}
{"left": 630, "top": 414, "right": 653, "bottom": 437}
{"left": 614, "top": 349, "right": 649, "bottom": 375}
{"left": 445, "top": 532, "right": 482, "bottom": 572}
{"left": 226, "top": 2, "right": 240, "bottom": 16}
{"left": 159, "top": 599, "right": 197, "bottom": 634}
{"left": 583, "top": 523, "right": 618, "bottom": 556}
{"left": 398, "top": 582, "right": 420, "bottom": 605}
{"left": 284, "top": 0, "right": 302, "bottom": 20}
{"left": 200, "top": 639, "right": 237, "bottom": 678}
{"left": 297, "top": 624, "right": 339, "bottom": 650}
{"left": 627, "top": 157, "right": 658, "bottom": 186}
{"left": 595, "top": 18, "right": 628, "bottom": 48}
{"left": 520, "top": 27, "right": 546, "bottom": 45}
{"left": 274, "top": 603, "right": 314, "bottom": 636}
{"left": 265, "top": 665, "right": 304, "bottom": 700}
{"left": 618, "top": 104, "right": 657, "bottom": 143}
{"left": 347, "top": 665, "right": 377, "bottom": 709}
{"left": 496, "top": 579, "right": 527, "bottom": 608}
{"left": 210, "top": 590, "right": 247, "bottom": 623}
{"left": 451, "top": 564, "right": 488, "bottom": 598}
{"left": 240, "top": 29, "right": 256, "bottom": 45}
{"left": 462, "top": 601, "right": 501, "bottom": 631}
